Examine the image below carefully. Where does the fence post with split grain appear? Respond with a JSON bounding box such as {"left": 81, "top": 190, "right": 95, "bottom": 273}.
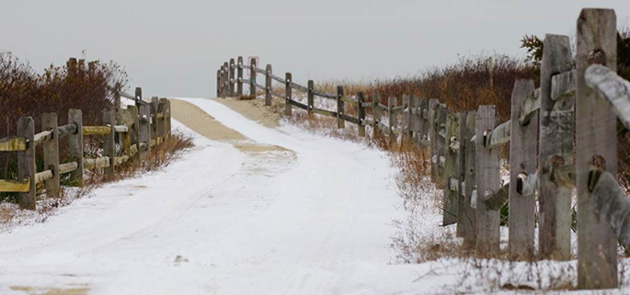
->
{"left": 17, "top": 117, "right": 35, "bottom": 210}
{"left": 42, "top": 113, "right": 60, "bottom": 198}
{"left": 237, "top": 56, "right": 244, "bottom": 97}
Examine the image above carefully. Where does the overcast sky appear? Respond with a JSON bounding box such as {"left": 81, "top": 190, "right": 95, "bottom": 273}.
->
{"left": 2, "top": 0, "right": 629, "bottom": 98}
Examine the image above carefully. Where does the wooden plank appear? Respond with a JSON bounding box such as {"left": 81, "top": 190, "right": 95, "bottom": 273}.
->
{"left": 265, "top": 64, "right": 272, "bottom": 106}
{"left": 483, "top": 183, "right": 509, "bottom": 210}
{"left": 590, "top": 171, "right": 630, "bottom": 253}
{"left": 83, "top": 157, "right": 110, "bottom": 169}
{"left": 358, "top": 92, "right": 366, "bottom": 137}
{"left": 237, "top": 56, "right": 243, "bottom": 96}
{"left": 42, "top": 113, "right": 60, "bottom": 198}
{"left": 82, "top": 126, "right": 111, "bottom": 136}
{"left": 290, "top": 82, "right": 309, "bottom": 93}
{"left": 551, "top": 70, "right": 577, "bottom": 101}
{"left": 249, "top": 58, "right": 257, "bottom": 98}
{"left": 311, "top": 90, "right": 337, "bottom": 99}
{"left": 0, "top": 179, "right": 30, "bottom": 193}
{"left": 288, "top": 99, "right": 308, "bottom": 110}
{"left": 576, "top": 8, "right": 618, "bottom": 290}
{"left": 102, "top": 108, "right": 115, "bottom": 181}
{"left": 35, "top": 170, "right": 53, "bottom": 184}
{"left": 518, "top": 88, "right": 541, "bottom": 125}
{"left": 457, "top": 111, "right": 475, "bottom": 242}
{"left": 475, "top": 105, "right": 501, "bottom": 256}
{"left": 337, "top": 86, "right": 345, "bottom": 129}
{"left": 57, "top": 124, "right": 77, "bottom": 136}
{"left": 484, "top": 119, "right": 511, "bottom": 148}
{"left": 58, "top": 162, "right": 78, "bottom": 174}
{"left": 312, "top": 108, "right": 337, "bottom": 118}
{"left": 307, "top": 80, "right": 315, "bottom": 117}
{"left": 285, "top": 73, "right": 292, "bottom": 116}
{"left": 33, "top": 130, "right": 53, "bottom": 146}
{"left": 508, "top": 80, "right": 538, "bottom": 261}
{"left": 442, "top": 114, "right": 459, "bottom": 225}
{"left": 538, "top": 34, "right": 573, "bottom": 261}
{"left": 0, "top": 136, "right": 26, "bottom": 151}
{"left": 68, "top": 109, "right": 83, "bottom": 187}
{"left": 17, "top": 117, "right": 35, "bottom": 210}
{"left": 585, "top": 65, "right": 630, "bottom": 130}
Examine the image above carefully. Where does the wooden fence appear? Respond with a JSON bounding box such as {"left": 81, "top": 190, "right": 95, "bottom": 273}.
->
{"left": 0, "top": 84, "right": 172, "bottom": 211}
{"left": 218, "top": 9, "right": 630, "bottom": 290}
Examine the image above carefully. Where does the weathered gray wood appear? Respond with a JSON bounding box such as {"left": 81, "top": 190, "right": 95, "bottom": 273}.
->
{"left": 158, "top": 99, "right": 168, "bottom": 139}
{"left": 586, "top": 65, "right": 630, "bottom": 129}
{"left": 551, "top": 70, "right": 577, "bottom": 101}
{"left": 483, "top": 183, "right": 509, "bottom": 210}
{"left": 337, "top": 86, "right": 345, "bottom": 129}
{"left": 372, "top": 92, "right": 381, "bottom": 137}
{"left": 417, "top": 98, "right": 430, "bottom": 146}
{"left": 402, "top": 95, "right": 411, "bottom": 137}
{"left": 508, "top": 80, "right": 538, "bottom": 261}
{"left": 229, "top": 58, "right": 236, "bottom": 96}
{"left": 457, "top": 111, "right": 476, "bottom": 243}
{"left": 538, "top": 34, "right": 573, "bottom": 261}
{"left": 249, "top": 59, "right": 257, "bottom": 98}
{"left": 216, "top": 69, "right": 221, "bottom": 97}
{"left": 113, "top": 82, "right": 121, "bottom": 115}
{"left": 475, "top": 105, "right": 501, "bottom": 256}
{"left": 590, "top": 171, "right": 630, "bottom": 253}
{"left": 307, "top": 80, "right": 315, "bottom": 117}
{"left": 237, "top": 56, "right": 244, "bottom": 96}
{"left": 265, "top": 64, "right": 272, "bottom": 106}
{"left": 151, "top": 97, "right": 159, "bottom": 142}
{"left": 576, "top": 8, "right": 618, "bottom": 290}
{"left": 484, "top": 119, "right": 511, "bottom": 148}
{"left": 387, "top": 97, "right": 395, "bottom": 141}
{"left": 102, "top": 108, "right": 115, "bottom": 181}
{"left": 518, "top": 88, "right": 541, "bottom": 125}
{"left": 358, "top": 92, "right": 366, "bottom": 137}
{"left": 223, "top": 62, "right": 229, "bottom": 97}
{"left": 17, "top": 117, "right": 35, "bottom": 210}
{"left": 68, "top": 109, "right": 83, "bottom": 186}
{"left": 410, "top": 96, "right": 420, "bottom": 143}
{"left": 285, "top": 73, "right": 292, "bottom": 116}
{"left": 42, "top": 113, "right": 60, "bottom": 199}
{"left": 138, "top": 104, "right": 151, "bottom": 161}
{"left": 443, "top": 114, "right": 459, "bottom": 225}
{"left": 127, "top": 105, "right": 140, "bottom": 163}
{"left": 164, "top": 99, "right": 171, "bottom": 136}
{"left": 135, "top": 87, "right": 143, "bottom": 107}
{"left": 427, "top": 99, "right": 440, "bottom": 181}
{"left": 434, "top": 104, "right": 449, "bottom": 189}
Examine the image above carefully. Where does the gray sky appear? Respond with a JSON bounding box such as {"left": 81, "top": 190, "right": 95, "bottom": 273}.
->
{"left": 2, "top": 0, "right": 629, "bottom": 98}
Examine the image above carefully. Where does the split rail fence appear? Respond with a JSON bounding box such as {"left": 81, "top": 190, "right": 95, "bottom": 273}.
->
{"left": 218, "top": 9, "right": 630, "bottom": 290}
{"left": 0, "top": 76, "right": 172, "bottom": 212}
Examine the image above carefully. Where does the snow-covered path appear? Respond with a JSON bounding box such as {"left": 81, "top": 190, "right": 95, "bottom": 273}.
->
{"left": 0, "top": 98, "right": 407, "bottom": 295}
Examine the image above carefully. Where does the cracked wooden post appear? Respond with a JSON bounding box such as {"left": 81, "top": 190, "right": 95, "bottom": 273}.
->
{"left": 358, "top": 92, "right": 366, "bottom": 137}
{"left": 307, "top": 80, "right": 315, "bottom": 118}
{"left": 42, "top": 113, "right": 60, "bottom": 199}
{"left": 387, "top": 96, "right": 395, "bottom": 141}
{"left": 237, "top": 56, "right": 244, "bottom": 97}
{"left": 443, "top": 113, "right": 459, "bottom": 225}
{"left": 102, "top": 108, "right": 115, "bottom": 181}
{"left": 250, "top": 58, "right": 257, "bottom": 99}
{"left": 285, "top": 73, "right": 292, "bottom": 116}
{"left": 434, "top": 104, "right": 449, "bottom": 189}
{"left": 265, "top": 64, "right": 272, "bottom": 106}
{"left": 538, "top": 34, "right": 573, "bottom": 261}
{"left": 68, "top": 109, "right": 83, "bottom": 187}
{"left": 17, "top": 117, "right": 35, "bottom": 210}
{"left": 576, "top": 8, "right": 618, "bottom": 290}
{"left": 337, "top": 86, "right": 345, "bottom": 129}
{"left": 459, "top": 111, "right": 476, "bottom": 247}
{"left": 229, "top": 58, "right": 236, "bottom": 96}
{"left": 138, "top": 103, "right": 151, "bottom": 161}
{"left": 509, "top": 80, "right": 538, "bottom": 260}
{"left": 475, "top": 105, "right": 500, "bottom": 256}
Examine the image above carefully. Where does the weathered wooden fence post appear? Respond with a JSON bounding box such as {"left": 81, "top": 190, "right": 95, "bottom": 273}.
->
{"left": 229, "top": 58, "right": 236, "bottom": 96}
{"left": 127, "top": 105, "right": 140, "bottom": 162}
{"left": 158, "top": 99, "right": 168, "bottom": 140}
{"left": 17, "top": 117, "right": 35, "bottom": 210}
{"left": 387, "top": 97, "right": 395, "bottom": 141}
{"left": 103, "top": 108, "right": 115, "bottom": 180}
{"left": 285, "top": 73, "right": 292, "bottom": 116}
{"left": 508, "top": 80, "right": 538, "bottom": 260}
{"left": 402, "top": 95, "right": 411, "bottom": 138}
{"left": 151, "top": 97, "right": 159, "bottom": 146}
{"left": 434, "top": 104, "right": 449, "bottom": 189}
{"left": 372, "top": 92, "right": 381, "bottom": 137}
{"left": 219, "top": 65, "right": 225, "bottom": 98}
{"left": 576, "top": 8, "right": 618, "bottom": 290}
{"left": 443, "top": 113, "right": 459, "bottom": 225}
{"left": 459, "top": 111, "right": 477, "bottom": 247}
{"left": 428, "top": 99, "right": 439, "bottom": 181}
{"left": 68, "top": 109, "right": 83, "bottom": 186}
{"left": 113, "top": 82, "right": 121, "bottom": 115}
{"left": 42, "top": 113, "right": 60, "bottom": 199}
{"left": 237, "top": 56, "right": 244, "bottom": 97}
{"left": 135, "top": 87, "right": 143, "bottom": 107}
{"left": 475, "top": 105, "right": 500, "bottom": 256}
{"left": 139, "top": 104, "right": 151, "bottom": 161}
{"left": 410, "top": 96, "right": 420, "bottom": 144}
{"left": 418, "top": 98, "right": 430, "bottom": 146}
{"left": 250, "top": 58, "right": 257, "bottom": 98}
{"left": 223, "top": 62, "right": 229, "bottom": 97}
{"left": 307, "top": 80, "right": 315, "bottom": 117}
{"left": 337, "top": 86, "right": 346, "bottom": 129}
{"left": 265, "top": 64, "right": 272, "bottom": 106}
{"left": 216, "top": 69, "right": 221, "bottom": 97}
{"left": 358, "top": 92, "right": 366, "bottom": 137}
{"left": 538, "top": 34, "right": 573, "bottom": 261}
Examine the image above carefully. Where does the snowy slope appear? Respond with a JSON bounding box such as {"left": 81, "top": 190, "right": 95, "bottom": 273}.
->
{"left": 0, "top": 98, "right": 416, "bottom": 294}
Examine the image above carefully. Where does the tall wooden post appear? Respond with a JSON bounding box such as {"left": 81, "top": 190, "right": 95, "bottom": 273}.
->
{"left": 127, "top": 105, "right": 140, "bottom": 162}
{"left": 475, "top": 105, "right": 501, "bottom": 256}
{"left": 113, "top": 82, "right": 121, "bottom": 116}
{"left": 372, "top": 92, "right": 381, "bottom": 137}
{"left": 237, "top": 56, "right": 244, "bottom": 97}
{"left": 576, "top": 8, "right": 618, "bottom": 290}
{"left": 68, "top": 109, "right": 83, "bottom": 186}
{"left": 358, "top": 92, "right": 366, "bottom": 137}
{"left": 216, "top": 69, "right": 221, "bottom": 97}
{"left": 103, "top": 108, "right": 115, "bottom": 180}
{"left": 387, "top": 97, "right": 395, "bottom": 141}
{"left": 428, "top": 99, "right": 440, "bottom": 180}
{"left": 459, "top": 111, "right": 477, "bottom": 248}
{"left": 229, "top": 58, "right": 236, "bottom": 96}
{"left": 337, "top": 86, "right": 345, "bottom": 129}
{"left": 307, "top": 80, "right": 315, "bottom": 117}
{"left": 151, "top": 97, "right": 159, "bottom": 144}
{"left": 285, "top": 73, "right": 292, "bottom": 116}
{"left": 434, "top": 104, "right": 449, "bottom": 189}
{"left": 402, "top": 95, "right": 411, "bottom": 138}
{"left": 158, "top": 98, "right": 168, "bottom": 139}
{"left": 138, "top": 104, "right": 151, "bottom": 161}
{"left": 223, "top": 62, "right": 229, "bottom": 97}
{"left": 250, "top": 58, "right": 257, "bottom": 98}
{"left": 443, "top": 113, "right": 459, "bottom": 225}
{"left": 509, "top": 80, "right": 538, "bottom": 260}
{"left": 410, "top": 96, "right": 420, "bottom": 143}
{"left": 135, "top": 87, "right": 142, "bottom": 107}
{"left": 418, "top": 98, "right": 430, "bottom": 146}
{"left": 42, "top": 113, "right": 60, "bottom": 199}
{"left": 17, "top": 117, "right": 35, "bottom": 210}
{"left": 265, "top": 64, "right": 272, "bottom": 106}
{"left": 538, "top": 34, "right": 573, "bottom": 261}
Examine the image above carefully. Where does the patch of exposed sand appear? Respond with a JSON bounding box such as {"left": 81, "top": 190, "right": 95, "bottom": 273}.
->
{"left": 211, "top": 97, "right": 284, "bottom": 128}
{"left": 10, "top": 286, "right": 89, "bottom": 295}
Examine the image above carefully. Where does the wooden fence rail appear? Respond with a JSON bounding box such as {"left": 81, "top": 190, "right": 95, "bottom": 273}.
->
{"left": 1, "top": 85, "right": 172, "bottom": 211}
{"left": 217, "top": 8, "right": 630, "bottom": 291}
